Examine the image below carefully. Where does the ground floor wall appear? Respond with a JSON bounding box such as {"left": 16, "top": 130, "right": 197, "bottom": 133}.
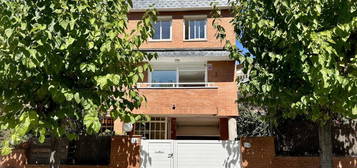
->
{"left": 0, "top": 136, "right": 141, "bottom": 168}
{"left": 240, "top": 136, "right": 357, "bottom": 168}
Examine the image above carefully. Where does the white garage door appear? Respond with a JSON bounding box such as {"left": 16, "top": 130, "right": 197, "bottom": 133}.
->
{"left": 141, "top": 140, "right": 241, "bottom": 168}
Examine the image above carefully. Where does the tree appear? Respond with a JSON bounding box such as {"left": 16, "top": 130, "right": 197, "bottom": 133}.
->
{"left": 236, "top": 103, "right": 272, "bottom": 138}
{"left": 217, "top": 1, "right": 356, "bottom": 168}
{"left": 0, "top": 0, "right": 157, "bottom": 166}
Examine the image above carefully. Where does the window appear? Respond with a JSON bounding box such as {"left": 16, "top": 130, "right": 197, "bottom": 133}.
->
{"left": 152, "top": 18, "right": 172, "bottom": 40}
{"left": 178, "top": 70, "right": 205, "bottom": 87}
{"left": 151, "top": 70, "right": 177, "bottom": 83}
{"left": 151, "top": 70, "right": 177, "bottom": 87}
{"left": 149, "top": 63, "right": 207, "bottom": 87}
{"left": 134, "top": 117, "right": 167, "bottom": 139}
{"left": 184, "top": 17, "right": 207, "bottom": 40}
{"left": 100, "top": 117, "right": 114, "bottom": 133}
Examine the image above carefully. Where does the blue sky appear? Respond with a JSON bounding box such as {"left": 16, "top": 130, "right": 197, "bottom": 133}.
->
{"left": 236, "top": 40, "right": 249, "bottom": 54}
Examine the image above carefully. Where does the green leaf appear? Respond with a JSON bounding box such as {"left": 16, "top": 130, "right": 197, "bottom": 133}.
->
{"left": 5, "top": 29, "right": 13, "bottom": 38}
{"left": 88, "top": 42, "right": 94, "bottom": 49}
{"left": 38, "top": 128, "right": 46, "bottom": 143}
{"left": 64, "top": 92, "right": 74, "bottom": 101}
{"left": 74, "top": 92, "right": 81, "bottom": 104}
{"left": 83, "top": 110, "right": 100, "bottom": 133}
{"left": 353, "top": 105, "right": 357, "bottom": 115}
{"left": 132, "top": 74, "right": 139, "bottom": 83}
{"left": 60, "top": 20, "right": 69, "bottom": 29}
{"left": 1, "top": 142, "right": 12, "bottom": 155}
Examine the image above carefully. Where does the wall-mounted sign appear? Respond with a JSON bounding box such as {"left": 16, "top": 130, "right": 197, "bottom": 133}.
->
{"left": 207, "top": 64, "right": 213, "bottom": 70}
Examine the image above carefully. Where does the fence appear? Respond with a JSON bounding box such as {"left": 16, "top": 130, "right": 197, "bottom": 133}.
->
{"left": 241, "top": 136, "right": 357, "bottom": 168}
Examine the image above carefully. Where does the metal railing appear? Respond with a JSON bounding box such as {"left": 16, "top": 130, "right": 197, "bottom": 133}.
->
{"left": 137, "top": 82, "right": 217, "bottom": 88}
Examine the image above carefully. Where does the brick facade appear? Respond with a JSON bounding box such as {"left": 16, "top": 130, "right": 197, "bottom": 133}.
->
{"left": 0, "top": 149, "right": 27, "bottom": 168}
{"left": 219, "top": 118, "right": 229, "bottom": 140}
{"left": 135, "top": 61, "right": 238, "bottom": 116}
{"left": 207, "top": 61, "right": 235, "bottom": 82}
{"left": 133, "top": 82, "right": 238, "bottom": 116}
{"left": 241, "top": 136, "right": 357, "bottom": 168}
{"left": 110, "top": 136, "right": 141, "bottom": 168}
{"left": 128, "top": 10, "right": 235, "bottom": 50}
{"left": 240, "top": 137, "right": 275, "bottom": 168}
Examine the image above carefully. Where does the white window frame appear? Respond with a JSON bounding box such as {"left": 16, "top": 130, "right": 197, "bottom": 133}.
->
{"left": 149, "top": 63, "right": 207, "bottom": 84}
{"left": 134, "top": 117, "right": 168, "bottom": 139}
{"left": 183, "top": 15, "right": 207, "bottom": 41}
{"left": 149, "top": 16, "right": 172, "bottom": 41}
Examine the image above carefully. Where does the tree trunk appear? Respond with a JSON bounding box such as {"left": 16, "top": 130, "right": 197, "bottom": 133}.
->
{"left": 49, "top": 137, "right": 60, "bottom": 168}
{"left": 318, "top": 121, "right": 333, "bottom": 168}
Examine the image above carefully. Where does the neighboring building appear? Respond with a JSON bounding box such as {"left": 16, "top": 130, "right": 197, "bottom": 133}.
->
{"left": 114, "top": 0, "right": 238, "bottom": 140}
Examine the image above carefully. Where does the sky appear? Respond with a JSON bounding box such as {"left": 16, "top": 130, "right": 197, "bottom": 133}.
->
{"left": 236, "top": 40, "right": 249, "bottom": 54}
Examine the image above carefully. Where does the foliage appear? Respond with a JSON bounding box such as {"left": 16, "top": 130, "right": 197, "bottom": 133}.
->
{"left": 227, "top": 0, "right": 357, "bottom": 123}
{"left": 0, "top": 0, "right": 157, "bottom": 155}
{"left": 236, "top": 103, "right": 272, "bottom": 138}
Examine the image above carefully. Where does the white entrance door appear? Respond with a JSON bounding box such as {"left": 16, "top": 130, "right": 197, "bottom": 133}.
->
{"left": 141, "top": 140, "right": 174, "bottom": 168}
{"left": 141, "top": 140, "right": 241, "bottom": 168}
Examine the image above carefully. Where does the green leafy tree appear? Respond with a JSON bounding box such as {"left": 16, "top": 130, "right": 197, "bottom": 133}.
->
{"left": 0, "top": 0, "right": 156, "bottom": 166}
{"left": 214, "top": 1, "right": 356, "bottom": 168}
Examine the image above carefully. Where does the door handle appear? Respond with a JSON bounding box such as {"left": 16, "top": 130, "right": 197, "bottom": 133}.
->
{"left": 168, "top": 153, "right": 174, "bottom": 158}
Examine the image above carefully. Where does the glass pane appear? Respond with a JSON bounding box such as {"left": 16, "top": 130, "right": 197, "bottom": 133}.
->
{"left": 198, "top": 20, "right": 206, "bottom": 38}
{"left": 195, "top": 21, "right": 200, "bottom": 39}
{"left": 179, "top": 71, "right": 205, "bottom": 87}
{"left": 151, "top": 70, "right": 176, "bottom": 87}
{"left": 152, "top": 22, "right": 161, "bottom": 39}
{"left": 179, "top": 71, "right": 205, "bottom": 82}
{"left": 189, "top": 20, "right": 195, "bottom": 39}
{"left": 161, "top": 20, "right": 171, "bottom": 39}
{"left": 152, "top": 70, "right": 176, "bottom": 83}
{"left": 185, "top": 20, "right": 189, "bottom": 40}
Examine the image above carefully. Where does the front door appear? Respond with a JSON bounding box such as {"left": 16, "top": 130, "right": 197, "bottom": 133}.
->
{"left": 141, "top": 140, "right": 174, "bottom": 168}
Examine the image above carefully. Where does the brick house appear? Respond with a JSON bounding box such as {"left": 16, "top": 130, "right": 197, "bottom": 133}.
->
{"left": 113, "top": 0, "right": 238, "bottom": 141}
{"left": 1, "top": 1, "right": 242, "bottom": 168}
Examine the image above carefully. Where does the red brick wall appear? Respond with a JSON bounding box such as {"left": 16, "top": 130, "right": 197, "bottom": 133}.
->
{"left": 27, "top": 165, "right": 107, "bottom": 168}
{"left": 128, "top": 10, "right": 235, "bottom": 49}
{"left": 0, "top": 149, "right": 27, "bottom": 168}
{"left": 219, "top": 118, "right": 229, "bottom": 140}
{"left": 241, "top": 136, "right": 357, "bottom": 168}
{"left": 134, "top": 82, "right": 238, "bottom": 116}
{"left": 271, "top": 157, "right": 357, "bottom": 168}
{"left": 207, "top": 61, "right": 235, "bottom": 82}
{"left": 240, "top": 137, "right": 275, "bottom": 168}
{"left": 110, "top": 136, "right": 141, "bottom": 168}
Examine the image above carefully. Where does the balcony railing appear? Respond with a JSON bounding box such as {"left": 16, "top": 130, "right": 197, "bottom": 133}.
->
{"left": 137, "top": 82, "right": 218, "bottom": 89}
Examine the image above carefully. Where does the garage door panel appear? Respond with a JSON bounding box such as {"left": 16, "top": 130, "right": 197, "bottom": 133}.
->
{"left": 141, "top": 140, "right": 241, "bottom": 168}
{"left": 176, "top": 141, "right": 240, "bottom": 168}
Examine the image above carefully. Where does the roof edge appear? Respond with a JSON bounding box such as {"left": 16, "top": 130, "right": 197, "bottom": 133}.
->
{"left": 130, "top": 6, "right": 231, "bottom": 12}
{"left": 139, "top": 48, "right": 226, "bottom": 51}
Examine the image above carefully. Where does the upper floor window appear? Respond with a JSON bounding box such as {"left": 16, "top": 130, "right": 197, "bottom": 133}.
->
{"left": 148, "top": 63, "right": 207, "bottom": 87}
{"left": 184, "top": 16, "right": 207, "bottom": 40}
{"left": 152, "top": 17, "right": 172, "bottom": 41}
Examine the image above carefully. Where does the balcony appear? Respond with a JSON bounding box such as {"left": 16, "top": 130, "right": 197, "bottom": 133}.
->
{"left": 133, "top": 82, "right": 238, "bottom": 116}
